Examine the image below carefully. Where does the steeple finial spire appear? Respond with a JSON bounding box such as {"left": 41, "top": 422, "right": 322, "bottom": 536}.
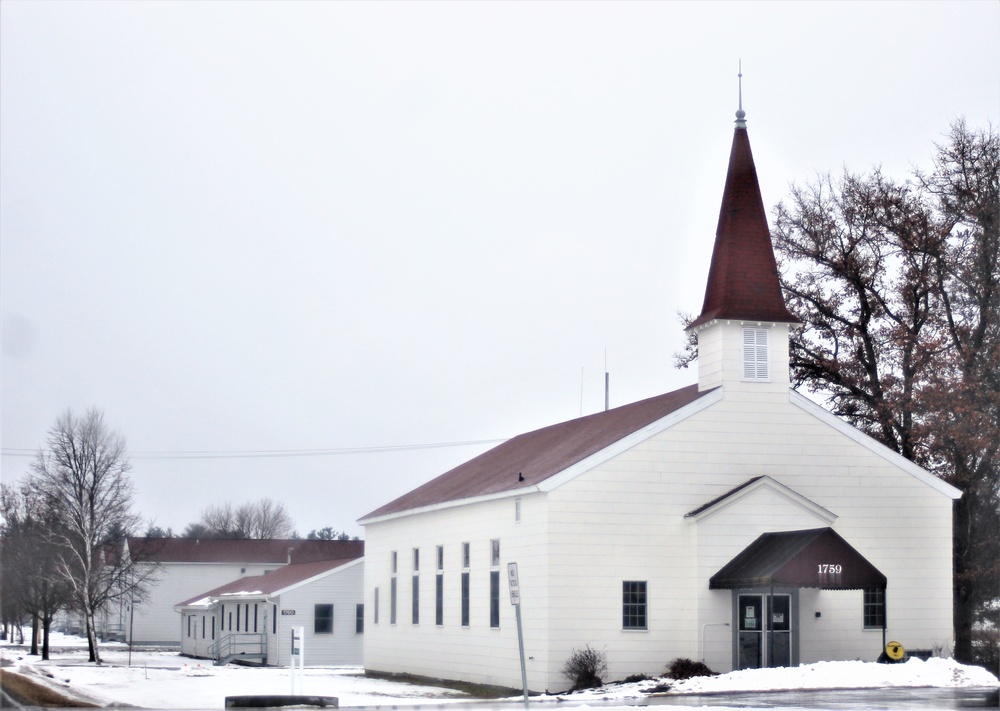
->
{"left": 687, "top": 84, "right": 800, "bottom": 332}
{"left": 735, "top": 60, "right": 747, "bottom": 128}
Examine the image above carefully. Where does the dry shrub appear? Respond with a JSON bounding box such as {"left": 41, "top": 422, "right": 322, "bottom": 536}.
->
{"left": 561, "top": 644, "right": 608, "bottom": 691}
{"left": 664, "top": 658, "right": 716, "bottom": 680}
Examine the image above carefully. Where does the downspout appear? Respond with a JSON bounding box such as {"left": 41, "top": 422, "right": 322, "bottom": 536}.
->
{"left": 882, "top": 585, "right": 887, "bottom": 653}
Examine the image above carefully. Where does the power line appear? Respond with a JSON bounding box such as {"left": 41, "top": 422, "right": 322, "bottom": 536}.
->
{"left": 1, "top": 438, "right": 506, "bottom": 461}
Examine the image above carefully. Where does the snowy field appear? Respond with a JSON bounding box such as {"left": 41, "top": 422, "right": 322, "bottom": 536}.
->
{"left": 1, "top": 633, "right": 997, "bottom": 710}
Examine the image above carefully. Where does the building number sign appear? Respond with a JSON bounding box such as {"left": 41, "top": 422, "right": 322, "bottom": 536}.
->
{"left": 817, "top": 564, "right": 843, "bottom": 574}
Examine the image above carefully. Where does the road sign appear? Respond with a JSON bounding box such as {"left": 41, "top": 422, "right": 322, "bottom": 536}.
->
{"left": 508, "top": 562, "right": 528, "bottom": 708}
{"left": 508, "top": 562, "right": 520, "bottom": 605}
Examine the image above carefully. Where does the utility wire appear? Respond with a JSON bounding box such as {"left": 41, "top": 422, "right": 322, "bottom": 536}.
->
{"left": 1, "top": 438, "right": 506, "bottom": 461}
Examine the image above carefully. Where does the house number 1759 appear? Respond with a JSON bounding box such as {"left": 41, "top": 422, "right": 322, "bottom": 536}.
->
{"left": 818, "top": 564, "right": 843, "bottom": 574}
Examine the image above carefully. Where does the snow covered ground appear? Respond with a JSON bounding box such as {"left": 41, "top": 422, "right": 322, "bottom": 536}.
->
{"left": 1, "top": 633, "right": 997, "bottom": 710}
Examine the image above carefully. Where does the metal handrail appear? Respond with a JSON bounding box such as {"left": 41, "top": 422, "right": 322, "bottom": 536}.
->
{"left": 208, "top": 633, "right": 266, "bottom": 663}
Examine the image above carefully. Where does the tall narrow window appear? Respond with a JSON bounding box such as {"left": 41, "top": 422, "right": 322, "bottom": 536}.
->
{"left": 489, "top": 571, "right": 500, "bottom": 628}
{"left": 221, "top": 604, "right": 226, "bottom": 631}
{"left": 412, "top": 574, "right": 420, "bottom": 624}
{"left": 356, "top": 604, "right": 365, "bottom": 634}
{"left": 461, "top": 542, "right": 470, "bottom": 627}
{"left": 390, "top": 551, "right": 398, "bottom": 625}
{"left": 435, "top": 573, "right": 444, "bottom": 626}
{"left": 623, "top": 581, "right": 648, "bottom": 630}
{"left": 412, "top": 553, "right": 420, "bottom": 625}
{"left": 202, "top": 616, "right": 206, "bottom": 639}
{"left": 213, "top": 616, "right": 216, "bottom": 640}
{"left": 374, "top": 587, "right": 379, "bottom": 625}
{"left": 314, "top": 604, "right": 334, "bottom": 634}
{"left": 863, "top": 587, "right": 885, "bottom": 629}
{"left": 436, "top": 545, "right": 444, "bottom": 626}
{"left": 742, "top": 327, "right": 770, "bottom": 381}
{"left": 272, "top": 604, "right": 277, "bottom": 634}
{"left": 253, "top": 604, "right": 258, "bottom": 632}
{"left": 489, "top": 539, "right": 500, "bottom": 629}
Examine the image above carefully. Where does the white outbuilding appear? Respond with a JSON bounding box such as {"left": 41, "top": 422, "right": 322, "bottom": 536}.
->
{"left": 358, "top": 106, "right": 962, "bottom": 693}
{"left": 176, "top": 555, "right": 365, "bottom": 667}
{"left": 124, "top": 538, "right": 363, "bottom": 646}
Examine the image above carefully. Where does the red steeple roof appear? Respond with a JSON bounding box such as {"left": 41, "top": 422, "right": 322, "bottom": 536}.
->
{"left": 688, "top": 119, "right": 799, "bottom": 329}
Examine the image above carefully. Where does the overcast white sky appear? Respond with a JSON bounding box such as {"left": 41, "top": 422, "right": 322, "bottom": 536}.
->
{"left": 2, "top": 1, "right": 998, "bottom": 538}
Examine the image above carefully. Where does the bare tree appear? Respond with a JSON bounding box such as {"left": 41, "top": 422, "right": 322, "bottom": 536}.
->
{"left": 200, "top": 502, "right": 239, "bottom": 537}
{"left": 244, "top": 498, "right": 294, "bottom": 539}
{"left": 0, "top": 482, "right": 74, "bottom": 660}
{"left": 30, "top": 408, "right": 155, "bottom": 663}
{"left": 197, "top": 498, "right": 294, "bottom": 539}
{"left": 770, "top": 120, "right": 999, "bottom": 667}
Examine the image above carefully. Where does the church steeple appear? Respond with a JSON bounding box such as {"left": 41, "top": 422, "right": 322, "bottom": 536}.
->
{"left": 689, "top": 98, "right": 799, "bottom": 331}
{"left": 688, "top": 89, "right": 799, "bottom": 394}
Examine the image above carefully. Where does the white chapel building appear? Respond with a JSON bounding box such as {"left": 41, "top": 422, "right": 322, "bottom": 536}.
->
{"left": 358, "top": 106, "right": 961, "bottom": 693}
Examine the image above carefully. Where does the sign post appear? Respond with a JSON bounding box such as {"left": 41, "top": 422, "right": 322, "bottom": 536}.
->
{"left": 290, "top": 626, "right": 305, "bottom": 695}
{"left": 508, "top": 562, "right": 528, "bottom": 709}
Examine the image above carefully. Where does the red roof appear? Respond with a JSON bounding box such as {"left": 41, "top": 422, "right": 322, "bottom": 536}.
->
{"left": 127, "top": 537, "right": 363, "bottom": 565}
{"left": 689, "top": 125, "right": 799, "bottom": 329}
{"left": 360, "top": 384, "right": 712, "bottom": 521}
{"left": 176, "top": 557, "right": 362, "bottom": 607}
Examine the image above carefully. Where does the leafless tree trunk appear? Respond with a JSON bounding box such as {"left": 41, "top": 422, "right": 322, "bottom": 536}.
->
{"left": 0, "top": 482, "right": 73, "bottom": 660}
{"left": 29, "top": 408, "right": 153, "bottom": 664}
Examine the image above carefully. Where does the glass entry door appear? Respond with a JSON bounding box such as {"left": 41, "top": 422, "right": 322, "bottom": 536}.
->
{"left": 737, "top": 593, "right": 793, "bottom": 669}
{"left": 737, "top": 594, "right": 763, "bottom": 669}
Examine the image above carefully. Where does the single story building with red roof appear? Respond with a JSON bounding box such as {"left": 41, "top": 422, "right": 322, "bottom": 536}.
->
{"left": 121, "top": 537, "right": 363, "bottom": 646}
{"left": 175, "top": 555, "right": 364, "bottom": 666}
{"left": 357, "top": 106, "right": 961, "bottom": 693}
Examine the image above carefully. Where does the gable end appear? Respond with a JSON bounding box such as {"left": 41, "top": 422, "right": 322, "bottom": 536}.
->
{"left": 789, "top": 391, "right": 962, "bottom": 500}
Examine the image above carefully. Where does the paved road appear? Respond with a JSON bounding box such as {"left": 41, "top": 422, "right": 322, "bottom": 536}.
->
{"left": 638, "top": 686, "right": 999, "bottom": 709}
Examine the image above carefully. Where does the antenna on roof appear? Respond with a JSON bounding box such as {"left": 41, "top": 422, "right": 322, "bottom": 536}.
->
{"left": 604, "top": 349, "right": 610, "bottom": 411}
{"left": 735, "top": 59, "right": 747, "bottom": 129}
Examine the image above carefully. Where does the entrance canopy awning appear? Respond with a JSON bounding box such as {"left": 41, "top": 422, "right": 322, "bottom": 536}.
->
{"left": 710, "top": 527, "right": 887, "bottom": 590}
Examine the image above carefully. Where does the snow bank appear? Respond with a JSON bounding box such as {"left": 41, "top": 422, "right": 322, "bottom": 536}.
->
{"left": 668, "top": 657, "right": 1000, "bottom": 694}
{"left": 548, "top": 657, "right": 999, "bottom": 702}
